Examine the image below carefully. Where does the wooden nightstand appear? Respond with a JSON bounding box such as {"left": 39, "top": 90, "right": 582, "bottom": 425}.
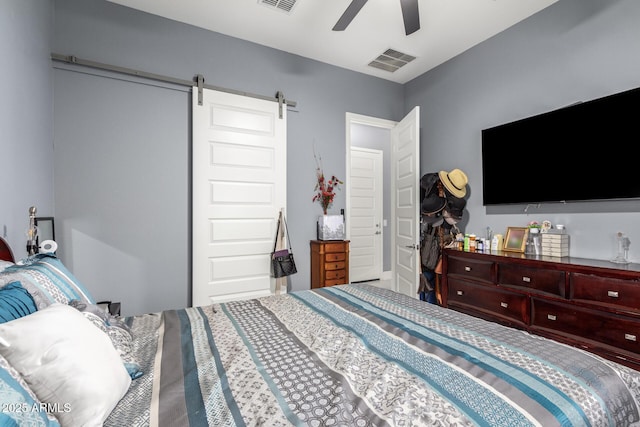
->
{"left": 310, "top": 240, "right": 350, "bottom": 288}
{"left": 97, "top": 300, "right": 121, "bottom": 316}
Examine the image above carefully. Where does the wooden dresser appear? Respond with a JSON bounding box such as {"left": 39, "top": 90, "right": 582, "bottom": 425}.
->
{"left": 310, "top": 240, "right": 350, "bottom": 288}
{"left": 442, "top": 248, "right": 640, "bottom": 370}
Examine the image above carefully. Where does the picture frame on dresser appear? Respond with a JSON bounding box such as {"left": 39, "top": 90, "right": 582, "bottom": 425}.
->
{"left": 503, "top": 226, "right": 528, "bottom": 252}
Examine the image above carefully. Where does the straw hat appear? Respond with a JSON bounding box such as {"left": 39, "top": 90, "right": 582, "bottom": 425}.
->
{"left": 439, "top": 169, "right": 468, "bottom": 198}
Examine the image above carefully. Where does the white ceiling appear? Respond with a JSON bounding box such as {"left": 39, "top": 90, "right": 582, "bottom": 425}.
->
{"left": 107, "top": 0, "right": 558, "bottom": 84}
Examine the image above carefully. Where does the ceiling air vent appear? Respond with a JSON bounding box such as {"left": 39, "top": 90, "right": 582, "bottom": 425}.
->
{"left": 368, "top": 49, "right": 416, "bottom": 72}
{"left": 259, "top": 0, "right": 298, "bottom": 13}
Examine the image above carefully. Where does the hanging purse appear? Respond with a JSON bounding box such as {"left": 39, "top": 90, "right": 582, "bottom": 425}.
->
{"left": 271, "top": 215, "right": 297, "bottom": 278}
{"left": 420, "top": 225, "right": 440, "bottom": 270}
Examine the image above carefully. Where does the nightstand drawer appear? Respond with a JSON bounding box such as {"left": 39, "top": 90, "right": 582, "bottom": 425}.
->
{"left": 324, "top": 242, "right": 348, "bottom": 253}
{"left": 326, "top": 253, "right": 346, "bottom": 262}
{"left": 326, "top": 269, "right": 346, "bottom": 280}
{"left": 325, "top": 261, "right": 346, "bottom": 271}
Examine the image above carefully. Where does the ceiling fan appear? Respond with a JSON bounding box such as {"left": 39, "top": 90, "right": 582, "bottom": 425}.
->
{"left": 333, "top": 0, "right": 420, "bottom": 35}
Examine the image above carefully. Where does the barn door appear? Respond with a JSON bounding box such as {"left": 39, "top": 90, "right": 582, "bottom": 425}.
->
{"left": 192, "top": 88, "right": 286, "bottom": 306}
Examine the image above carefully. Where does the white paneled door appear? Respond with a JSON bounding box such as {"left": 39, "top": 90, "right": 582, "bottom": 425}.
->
{"left": 349, "top": 147, "right": 383, "bottom": 282}
{"left": 192, "top": 88, "right": 286, "bottom": 306}
{"left": 392, "top": 106, "right": 420, "bottom": 298}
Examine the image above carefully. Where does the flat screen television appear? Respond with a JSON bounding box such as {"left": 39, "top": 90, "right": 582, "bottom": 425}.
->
{"left": 481, "top": 86, "right": 640, "bottom": 205}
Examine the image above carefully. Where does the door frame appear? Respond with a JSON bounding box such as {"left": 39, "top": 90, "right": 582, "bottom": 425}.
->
{"left": 345, "top": 113, "right": 397, "bottom": 282}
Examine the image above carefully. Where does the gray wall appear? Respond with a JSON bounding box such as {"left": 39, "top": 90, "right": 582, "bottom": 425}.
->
{"left": 52, "top": 65, "right": 190, "bottom": 316}
{"left": 51, "top": 0, "right": 404, "bottom": 314}
{"left": 4, "top": 0, "right": 640, "bottom": 315}
{"left": 407, "top": 0, "right": 640, "bottom": 262}
{"left": 0, "top": 0, "right": 54, "bottom": 258}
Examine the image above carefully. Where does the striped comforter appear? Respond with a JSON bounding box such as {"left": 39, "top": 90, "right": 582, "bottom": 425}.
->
{"left": 106, "top": 284, "right": 640, "bottom": 426}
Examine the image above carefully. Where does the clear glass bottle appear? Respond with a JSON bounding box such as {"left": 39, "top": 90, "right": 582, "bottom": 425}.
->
{"left": 526, "top": 228, "right": 541, "bottom": 256}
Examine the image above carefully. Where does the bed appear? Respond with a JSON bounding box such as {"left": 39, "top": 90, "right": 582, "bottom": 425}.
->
{"left": 1, "top": 237, "right": 640, "bottom": 426}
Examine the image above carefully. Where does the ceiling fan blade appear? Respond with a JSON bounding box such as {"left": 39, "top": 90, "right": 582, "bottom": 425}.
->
{"left": 333, "top": 0, "right": 368, "bottom": 31}
{"left": 399, "top": 0, "right": 420, "bottom": 35}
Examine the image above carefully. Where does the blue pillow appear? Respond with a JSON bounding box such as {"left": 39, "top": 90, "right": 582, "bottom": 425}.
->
{"left": 0, "top": 282, "right": 37, "bottom": 323}
{"left": 0, "top": 254, "right": 95, "bottom": 309}
{"left": 0, "top": 354, "right": 60, "bottom": 426}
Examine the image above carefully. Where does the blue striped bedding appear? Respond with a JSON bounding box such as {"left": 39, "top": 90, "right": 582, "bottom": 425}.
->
{"left": 106, "top": 284, "right": 640, "bottom": 426}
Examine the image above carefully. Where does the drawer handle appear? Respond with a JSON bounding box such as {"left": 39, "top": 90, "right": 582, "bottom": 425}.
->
{"left": 500, "top": 302, "right": 508, "bottom": 308}
{"left": 547, "top": 314, "right": 557, "bottom": 321}
{"left": 625, "top": 333, "right": 637, "bottom": 342}
{"left": 607, "top": 290, "right": 619, "bottom": 298}
{"left": 464, "top": 266, "right": 472, "bottom": 272}
{"left": 522, "top": 276, "right": 531, "bottom": 283}
{"left": 456, "top": 290, "right": 463, "bottom": 296}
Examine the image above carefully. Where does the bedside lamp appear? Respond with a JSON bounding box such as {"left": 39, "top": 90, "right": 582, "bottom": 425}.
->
{"left": 26, "top": 206, "right": 38, "bottom": 256}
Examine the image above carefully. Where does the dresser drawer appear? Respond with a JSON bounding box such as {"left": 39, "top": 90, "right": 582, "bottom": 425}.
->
{"left": 442, "top": 248, "right": 640, "bottom": 369}
{"left": 326, "top": 253, "right": 346, "bottom": 262}
{"left": 325, "top": 261, "right": 345, "bottom": 271}
{"left": 326, "top": 269, "right": 346, "bottom": 280}
{"left": 448, "top": 278, "right": 528, "bottom": 326}
{"left": 498, "top": 263, "right": 566, "bottom": 297}
{"left": 531, "top": 298, "right": 640, "bottom": 354}
{"left": 323, "top": 242, "right": 348, "bottom": 253}
{"left": 446, "top": 256, "right": 494, "bottom": 283}
{"left": 571, "top": 273, "right": 640, "bottom": 315}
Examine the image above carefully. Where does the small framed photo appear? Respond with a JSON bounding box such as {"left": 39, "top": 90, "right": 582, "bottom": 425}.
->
{"left": 35, "top": 217, "right": 55, "bottom": 242}
{"left": 503, "top": 227, "right": 528, "bottom": 253}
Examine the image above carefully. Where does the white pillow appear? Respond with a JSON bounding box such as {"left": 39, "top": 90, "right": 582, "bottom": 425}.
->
{"left": 0, "top": 303, "right": 131, "bottom": 426}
